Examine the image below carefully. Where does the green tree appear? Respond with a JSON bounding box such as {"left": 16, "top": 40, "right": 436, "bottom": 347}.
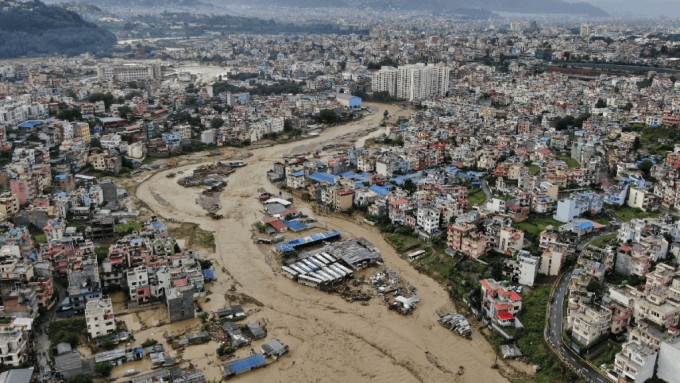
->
{"left": 318, "top": 109, "right": 339, "bottom": 123}
{"left": 383, "top": 109, "right": 389, "bottom": 118}
{"left": 595, "top": 98, "right": 607, "bottom": 108}
{"left": 141, "top": 339, "right": 158, "bottom": 348}
{"left": 210, "top": 117, "right": 224, "bottom": 129}
{"left": 632, "top": 136, "right": 641, "bottom": 151}
{"left": 67, "top": 374, "right": 93, "bottom": 383}
{"left": 638, "top": 159, "right": 654, "bottom": 179}
{"left": 95, "top": 362, "right": 113, "bottom": 377}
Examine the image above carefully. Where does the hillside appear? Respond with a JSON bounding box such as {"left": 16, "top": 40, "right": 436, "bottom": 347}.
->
{"left": 236, "top": 0, "right": 608, "bottom": 17}
{"left": 0, "top": 0, "right": 116, "bottom": 58}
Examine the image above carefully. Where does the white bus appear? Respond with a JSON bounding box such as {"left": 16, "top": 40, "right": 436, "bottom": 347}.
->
{"left": 407, "top": 250, "right": 426, "bottom": 262}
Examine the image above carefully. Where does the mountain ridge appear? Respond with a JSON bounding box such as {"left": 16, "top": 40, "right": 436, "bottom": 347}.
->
{"left": 0, "top": 0, "right": 116, "bottom": 58}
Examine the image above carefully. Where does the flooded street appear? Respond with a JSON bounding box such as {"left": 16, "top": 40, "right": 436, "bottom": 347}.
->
{"left": 135, "top": 103, "right": 515, "bottom": 383}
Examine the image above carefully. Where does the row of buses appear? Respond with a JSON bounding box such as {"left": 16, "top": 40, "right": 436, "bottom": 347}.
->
{"left": 281, "top": 252, "right": 354, "bottom": 288}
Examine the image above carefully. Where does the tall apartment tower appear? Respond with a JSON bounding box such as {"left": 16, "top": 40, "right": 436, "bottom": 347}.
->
{"left": 371, "top": 63, "right": 449, "bottom": 101}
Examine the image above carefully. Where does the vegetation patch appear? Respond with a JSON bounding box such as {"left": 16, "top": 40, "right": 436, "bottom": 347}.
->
{"left": 611, "top": 206, "right": 659, "bottom": 222}
{"left": 467, "top": 188, "right": 487, "bottom": 207}
{"left": 168, "top": 222, "right": 215, "bottom": 251}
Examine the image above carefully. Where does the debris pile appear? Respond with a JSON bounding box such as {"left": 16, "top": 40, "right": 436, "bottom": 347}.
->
{"left": 439, "top": 313, "right": 472, "bottom": 338}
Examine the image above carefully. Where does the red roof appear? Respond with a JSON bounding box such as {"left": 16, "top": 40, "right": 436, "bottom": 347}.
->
{"left": 509, "top": 292, "right": 522, "bottom": 301}
{"left": 390, "top": 198, "right": 409, "bottom": 206}
{"left": 497, "top": 311, "right": 515, "bottom": 321}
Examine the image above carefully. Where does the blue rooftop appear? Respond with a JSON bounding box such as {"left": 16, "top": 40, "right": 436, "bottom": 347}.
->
{"left": 307, "top": 172, "right": 337, "bottom": 184}
{"left": 290, "top": 171, "right": 305, "bottom": 177}
{"left": 18, "top": 120, "right": 43, "bottom": 129}
{"left": 202, "top": 269, "right": 215, "bottom": 279}
{"left": 283, "top": 220, "right": 307, "bottom": 231}
{"left": 370, "top": 185, "right": 391, "bottom": 196}
{"left": 223, "top": 354, "right": 267, "bottom": 375}
{"left": 98, "top": 117, "right": 126, "bottom": 123}
{"left": 575, "top": 221, "right": 594, "bottom": 230}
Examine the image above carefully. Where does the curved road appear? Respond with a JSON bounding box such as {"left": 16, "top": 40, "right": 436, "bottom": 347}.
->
{"left": 547, "top": 228, "right": 619, "bottom": 383}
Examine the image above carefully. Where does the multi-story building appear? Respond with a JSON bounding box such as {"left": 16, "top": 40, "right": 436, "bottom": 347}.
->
{"left": 97, "top": 63, "right": 161, "bottom": 82}
{"left": 0, "top": 192, "right": 20, "bottom": 219}
{"left": 657, "top": 336, "right": 680, "bottom": 383}
{"left": 553, "top": 191, "right": 603, "bottom": 223}
{"left": 372, "top": 63, "right": 449, "bottom": 101}
{"left": 166, "top": 285, "right": 195, "bottom": 323}
{"left": 480, "top": 279, "right": 522, "bottom": 327}
{"left": 416, "top": 206, "right": 440, "bottom": 234}
{"left": 627, "top": 186, "right": 656, "bottom": 212}
{"left": 127, "top": 266, "right": 151, "bottom": 304}
{"left": 496, "top": 226, "right": 524, "bottom": 255}
{"left": 614, "top": 341, "right": 657, "bottom": 383}
{"left": 85, "top": 297, "right": 116, "bottom": 338}
{"left": 567, "top": 298, "right": 612, "bottom": 346}
{"left": 0, "top": 319, "right": 29, "bottom": 366}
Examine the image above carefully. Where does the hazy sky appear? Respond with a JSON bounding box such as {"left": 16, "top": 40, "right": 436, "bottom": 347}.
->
{"left": 566, "top": 0, "right": 680, "bottom": 17}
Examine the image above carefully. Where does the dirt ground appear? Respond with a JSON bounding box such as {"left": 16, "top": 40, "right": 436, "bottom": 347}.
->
{"left": 133, "top": 103, "right": 533, "bottom": 382}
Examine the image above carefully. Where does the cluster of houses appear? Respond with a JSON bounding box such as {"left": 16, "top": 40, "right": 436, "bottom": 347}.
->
{"left": 562, "top": 215, "right": 680, "bottom": 382}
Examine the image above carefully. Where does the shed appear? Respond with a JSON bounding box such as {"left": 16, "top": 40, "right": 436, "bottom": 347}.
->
{"left": 261, "top": 339, "right": 288, "bottom": 357}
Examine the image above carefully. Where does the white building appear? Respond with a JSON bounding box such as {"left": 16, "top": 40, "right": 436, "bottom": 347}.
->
{"left": 371, "top": 63, "right": 449, "bottom": 101}
{"left": 0, "top": 319, "right": 29, "bottom": 366}
{"left": 517, "top": 252, "right": 539, "bottom": 287}
{"left": 85, "top": 297, "right": 115, "bottom": 338}
{"left": 100, "top": 134, "right": 122, "bottom": 151}
{"left": 200, "top": 129, "right": 215, "bottom": 145}
{"left": 657, "top": 337, "right": 680, "bottom": 383}
{"left": 614, "top": 341, "right": 657, "bottom": 383}
{"left": 553, "top": 192, "right": 603, "bottom": 223}
{"left": 97, "top": 63, "right": 161, "bottom": 82}
{"left": 416, "top": 207, "right": 440, "bottom": 234}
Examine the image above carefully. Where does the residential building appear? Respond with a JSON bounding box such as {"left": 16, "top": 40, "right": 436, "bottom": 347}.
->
{"left": 480, "top": 279, "right": 522, "bottom": 327}
{"left": 657, "top": 337, "right": 680, "bottom": 383}
{"left": 614, "top": 341, "right": 657, "bottom": 383}
{"left": 85, "top": 297, "right": 115, "bottom": 338}
{"left": 553, "top": 192, "right": 603, "bottom": 223}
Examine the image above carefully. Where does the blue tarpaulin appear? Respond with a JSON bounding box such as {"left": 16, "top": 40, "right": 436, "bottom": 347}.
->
{"left": 224, "top": 354, "right": 267, "bottom": 375}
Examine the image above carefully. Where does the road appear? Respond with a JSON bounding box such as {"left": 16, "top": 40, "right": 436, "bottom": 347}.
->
{"left": 545, "top": 213, "right": 621, "bottom": 383}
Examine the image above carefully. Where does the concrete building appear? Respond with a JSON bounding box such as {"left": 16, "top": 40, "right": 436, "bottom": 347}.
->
{"left": 614, "top": 341, "right": 657, "bottom": 383}
{"left": 657, "top": 337, "right": 680, "bottom": 383}
{"left": 416, "top": 206, "right": 440, "bottom": 234}
{"left": 85, "top": 297, "right": 115, "bottom": 338}
{"left": 553, "top": 192, "right": 603, "bottom": 223}
{"left": 540, "top": 244, "right": 567, "bottom": 276}
{"left": 166, "top": 285, "right": 195, "bottom": 323}
{"left": 569, "top": 300, "right": 612, "bottom": 346}
{"left": 480, "top": 279, "right": 523, "bottom": 327}
{"left": 372, "top": 63, "right": 449, "bottom": 101}
{"left": 0, "top": 319, "right": 29, "bottom": 367}
{"left": 627, "top": 186, "right": 656, "bottom": 212}
{"left": 517, "top": 252, "right": 539, "bottom": 287}
{"left": 97, "top": 63, "right": 161, "bottom": 82}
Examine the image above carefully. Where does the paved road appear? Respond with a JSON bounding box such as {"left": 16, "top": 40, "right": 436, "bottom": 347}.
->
{"left": 547, "top": 269, "right": 611, "bottom": 383}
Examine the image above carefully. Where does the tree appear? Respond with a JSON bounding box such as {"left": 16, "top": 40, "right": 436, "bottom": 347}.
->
{"left": 632, "top": 136, "right": 641, "bottom": 151}
{"left": 638, "top": 159, "right": 654, "bottom": 179}
{"left": 95, "top": 362, "right": 113, "bottom": 377}
{"left": 141, "top": 339, "right": 158, "bottom": 348}
{"left": 101, "top": 339, "right": 115, "bottom": 350}
{"left": 210, "top": 117, "right": 224, "bottom": 129}
{"left": 67, "top": 374, "right": 93, "bottom": 383}
{"left": 383, "top": 109, "right": 389, "bottom": 118}
{"left": 595, "top": 98, "right": 607, "bottom": 108}
{"left": 318, "top": 109, "right": 339, "bottom": 124}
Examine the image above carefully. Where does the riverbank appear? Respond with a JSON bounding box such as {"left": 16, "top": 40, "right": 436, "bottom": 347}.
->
{"left": 134, "top": 103, "right": 513, "bottom": 382}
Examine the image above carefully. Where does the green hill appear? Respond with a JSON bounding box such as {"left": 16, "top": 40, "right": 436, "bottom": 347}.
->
{"left": 0, "top": 0, "right": 116, "bottom": 58}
